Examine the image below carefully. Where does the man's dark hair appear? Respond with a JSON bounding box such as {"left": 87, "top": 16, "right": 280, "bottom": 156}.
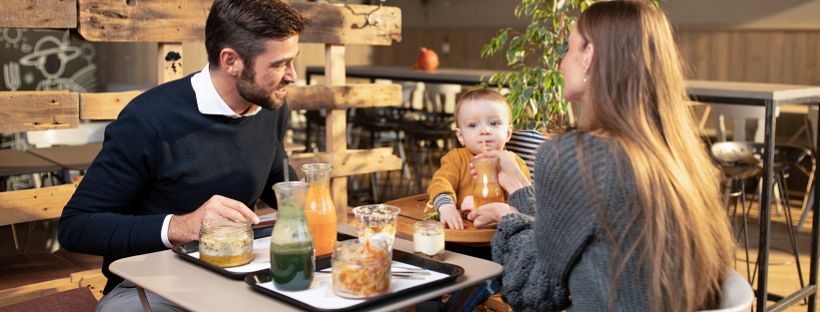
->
{"left": 205, "top": 0, "right": 306, "bottom": 69}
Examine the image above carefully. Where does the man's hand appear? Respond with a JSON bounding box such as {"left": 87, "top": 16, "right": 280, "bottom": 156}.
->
{"left": 168, "top": 195, "right": 260, "bottom": 244}
{"left": 439, "top": 204, "right": 465, "bottom": 230}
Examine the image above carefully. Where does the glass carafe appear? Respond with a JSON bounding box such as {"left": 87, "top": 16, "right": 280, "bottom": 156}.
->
{"left": 473, "top": 156, "right": 504, "bottom": 208}
{"left": 270, "top": 181, "right": 315, "bottom": 291}
{"left": 302, "top": 163, "right": 337, "bottom": 256}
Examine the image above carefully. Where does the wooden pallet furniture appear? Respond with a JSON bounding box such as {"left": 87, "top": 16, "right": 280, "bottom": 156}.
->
{"left": 1, "top": 1, "right": 403, "bottom": 305}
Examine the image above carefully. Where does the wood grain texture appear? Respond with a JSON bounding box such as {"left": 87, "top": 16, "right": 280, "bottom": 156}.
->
{"left": 0, "top": 91, "right": 79, "bottom": 132}
{"left": 286, "top": 84, "right": 402, "bottom": 110}
{"left": 289, "top": 148, "right": 402, "bottom": 179}
{"left": 0, "top": 183, "right": 78, "bottom": 227}
{"left": 0, "top": 277, "right": 76, "bottom": 308}
{"left": 0, "top": 0, "right": 76, "bottom": 28}
{"left": 80, "top": 90, "right": 141, "bottom": 120}
{"left": 288, "top": 1, "right": 401, "bottom": 46}
{"left": 78, "top": 0, "right": 401, "bottom": 45}
{"left": 78, "top": 0, "right": 210, "bottom": 42}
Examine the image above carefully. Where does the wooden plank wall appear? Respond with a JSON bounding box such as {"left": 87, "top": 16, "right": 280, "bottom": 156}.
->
{"left": 374, "top": 27, "right": 820, "bottom": 86}
{"left": 676, "top": 28, "right": 820, "bottom": 85}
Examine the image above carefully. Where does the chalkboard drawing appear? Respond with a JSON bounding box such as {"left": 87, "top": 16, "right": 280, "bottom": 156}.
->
{"left": 70, "top": 42, "right": 98, "bottom": 91}
{"left": 1, "top": 29, "right": 25, "bottom": 50}
{"left": 3, "top": 62, "right": 20, "bottom": 91}
{"left": 19, "top": 31, "right": 85, "bottom": 91}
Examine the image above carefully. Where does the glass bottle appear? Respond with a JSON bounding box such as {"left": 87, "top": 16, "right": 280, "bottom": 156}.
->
{"left": 270, "top": 181, "right": 315, "bottom": 291}
{"left": 302, "top": 163, "right": 337, "bottom": 256}
{"left": 473, "top": 156, "right": 504, "bottom": 208}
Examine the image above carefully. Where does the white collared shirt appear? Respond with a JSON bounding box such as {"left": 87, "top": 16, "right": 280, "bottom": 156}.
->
{"left": 160, "top": 63, "right": 262, "bottom": 248}
{"left": 190, "top": 63, "right": 262, "bottom": 118}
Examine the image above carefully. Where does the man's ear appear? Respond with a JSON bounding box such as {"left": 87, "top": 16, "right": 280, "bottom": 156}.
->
{"left": 220, "top": 48, "right": 243, "bottom": 77}
{"left": 455, "top": 128, "right": 465, "bottom": 146}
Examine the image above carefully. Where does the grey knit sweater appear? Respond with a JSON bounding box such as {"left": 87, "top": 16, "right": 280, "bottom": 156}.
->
{"left": 492, "top": 133, "right": 650, "bottom": 311}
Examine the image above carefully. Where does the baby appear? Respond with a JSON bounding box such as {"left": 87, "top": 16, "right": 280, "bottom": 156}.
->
{"left": 426, "top": 88, "right": 531, "bottom": 229}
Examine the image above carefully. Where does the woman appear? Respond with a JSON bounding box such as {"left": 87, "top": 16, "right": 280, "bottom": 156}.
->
{"left": 468, "top": 1, "right": 734, "bottom": 311}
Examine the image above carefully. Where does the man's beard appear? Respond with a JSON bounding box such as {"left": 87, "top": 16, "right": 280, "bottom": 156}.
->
{"left": 236, "top": 68, "right": 285, "bottom": 111}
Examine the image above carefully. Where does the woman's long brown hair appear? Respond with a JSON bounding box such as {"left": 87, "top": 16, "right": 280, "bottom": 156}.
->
{"left": 575, "top": 1, "right": 734, "bottom": 311}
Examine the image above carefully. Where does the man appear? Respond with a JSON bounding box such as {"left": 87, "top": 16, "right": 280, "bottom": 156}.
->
{"left": 58, "top": 0, "right": 304, "bottom": 310}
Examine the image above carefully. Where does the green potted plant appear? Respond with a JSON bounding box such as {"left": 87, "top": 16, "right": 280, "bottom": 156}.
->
{"left": 481, "top": 0, "right": 659, "bottom": 133}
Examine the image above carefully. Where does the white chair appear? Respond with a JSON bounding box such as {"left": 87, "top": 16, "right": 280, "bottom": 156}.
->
{"left": 424, "top": 83, "right": 461, "bottom": 115}
{"left": 697, "top": 270, "right": 754, "bottom": 312}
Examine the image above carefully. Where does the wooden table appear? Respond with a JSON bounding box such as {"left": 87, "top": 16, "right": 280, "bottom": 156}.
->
{"left": 0, "top": 149, "right": 61, "bottom": 177}
{"left": 386, "top": 194, "right": 495, "bottom": 244}
{"left": 110, "top": 224, "right": 503, "bottom": 312}
{"left": 26, "top": 143, "right": 102, "bottom": 171}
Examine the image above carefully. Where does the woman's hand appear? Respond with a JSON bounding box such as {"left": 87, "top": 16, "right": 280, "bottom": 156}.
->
{"left": 472, "top": 151, "right": 530, "bottom": 194}
{"left": 438, "top": 204, "right": 465, "bottom": 230}
{"left": 467, "top": 202, "right": 517, "bottom": 229}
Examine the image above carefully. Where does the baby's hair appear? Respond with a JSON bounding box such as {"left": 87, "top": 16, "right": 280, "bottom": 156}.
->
{"left": 454, "top": 88, "right": 512, "bottom": 126}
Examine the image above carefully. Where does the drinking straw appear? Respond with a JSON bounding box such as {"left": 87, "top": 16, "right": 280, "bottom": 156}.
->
{"left": 283, "top": 159, "right": 290, "bottom": 182}
{"left": 482, "top": 141, "right": 487, "bottom": 153}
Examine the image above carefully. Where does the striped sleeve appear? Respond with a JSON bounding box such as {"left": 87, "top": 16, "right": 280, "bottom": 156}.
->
{"left": 506, "top": 130, "right": 548, "bottom": 177}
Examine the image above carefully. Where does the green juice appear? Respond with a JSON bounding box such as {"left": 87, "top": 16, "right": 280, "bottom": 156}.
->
{"left": 270, "top": 243, "right": 315, "bottom": 291}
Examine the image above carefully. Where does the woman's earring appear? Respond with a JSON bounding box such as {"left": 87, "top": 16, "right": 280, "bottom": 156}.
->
{"left": 583, "top": 76, "right": 588, "bottom": 83}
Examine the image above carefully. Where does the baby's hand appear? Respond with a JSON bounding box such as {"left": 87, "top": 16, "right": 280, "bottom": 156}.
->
{"left": 461, "top": 196, "right": 475, "bottom": 211}
{"left": 439, "top": 204, "right": 465, "bottom": 230}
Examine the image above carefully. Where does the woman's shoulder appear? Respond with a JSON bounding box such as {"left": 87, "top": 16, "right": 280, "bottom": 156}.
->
{"left": 540, "top": 131, "right": 617, "bottom": 157}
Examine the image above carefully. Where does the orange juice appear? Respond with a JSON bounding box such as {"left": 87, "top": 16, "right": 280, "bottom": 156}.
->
{"left": 473, "top": 157, "right": 504, "bottom": 208}
{"left": 302, "top": 163, "right": 337, "bottom": 256}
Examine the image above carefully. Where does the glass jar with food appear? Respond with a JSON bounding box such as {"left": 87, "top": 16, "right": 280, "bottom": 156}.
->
{"left": 331, "top": 239, "right": 392, "bottom": 298}
{"left": 199, "top": 219, "right": 253, "bottom": 267}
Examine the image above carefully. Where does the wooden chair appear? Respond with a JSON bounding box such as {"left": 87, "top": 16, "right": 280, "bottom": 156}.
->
{"left": 0, "top": 182, "right": 106, "bottom": 307}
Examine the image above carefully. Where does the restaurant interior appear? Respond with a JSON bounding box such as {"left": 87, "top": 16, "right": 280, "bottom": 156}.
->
{"left": 1, "top": 0, "right": 820, "bottom": 311}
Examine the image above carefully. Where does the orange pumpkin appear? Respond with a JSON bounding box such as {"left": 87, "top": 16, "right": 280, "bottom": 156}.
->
{"left": 414, "top": 47, "right": 440, "bottom": 71}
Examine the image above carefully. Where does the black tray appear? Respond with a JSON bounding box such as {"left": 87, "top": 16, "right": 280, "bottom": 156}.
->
{"left": 171, "top": 231, "right": 338, "bottom": 280}
{"left": 244, "top": 235, "right": 465, "bottom": 312}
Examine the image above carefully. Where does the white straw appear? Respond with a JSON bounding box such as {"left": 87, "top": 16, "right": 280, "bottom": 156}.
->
{"left": 283, "top": 159, "right": 290, "bottom": 182}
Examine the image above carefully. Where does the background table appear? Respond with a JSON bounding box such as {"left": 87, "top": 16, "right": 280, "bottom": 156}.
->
{"left": 0, "top": 149, "right": 61, "bottom": 177}
{"left": 687, "top": 80, "right": 820, "bottom": 312}
{"left": 110, "top": 224, "right": 503, "bottom": 312}
{"left": 306, "top": 65, "right": 499, "bottom": 86}
{"left": 26, "top": 143, "right": 102, "bottom": 171}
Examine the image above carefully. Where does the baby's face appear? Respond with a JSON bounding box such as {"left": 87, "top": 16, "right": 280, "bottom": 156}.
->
{"left": 456, "top": 99, "right": 512, "bottom": 155}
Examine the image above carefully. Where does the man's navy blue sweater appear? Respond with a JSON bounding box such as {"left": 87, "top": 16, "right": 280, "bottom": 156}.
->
{"left": 58, "top": 75, "right": 297, "bottom": 293}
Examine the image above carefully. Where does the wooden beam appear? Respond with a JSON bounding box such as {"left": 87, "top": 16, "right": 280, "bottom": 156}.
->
{"left": 288, "top": 2, "right": 401, "bottom": 46}
{"left": 80, "top": 91, "right": 141, "bottom": 120}
{"left": 0, "top": 91, "right": 79, "bottom": 132}
{"left": 287, "top": 84, "right": 402, "bottom": 110}
{"left": 78, "top": 0, "right": 209, "bottom": 42}
{"left": 78, "top": 0, "right": 401, "bottom": 45}
{"left": 0, "top": 184, "right": 77, "bottom": 227}
{"left": 325, "top": 44, "right": 347, "bottom": 222}
{"left": 0, "top": 0, "right": 76, "bottom": 28}
{"left": 290, "top": 148, "right": 402, "bottom": 179}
